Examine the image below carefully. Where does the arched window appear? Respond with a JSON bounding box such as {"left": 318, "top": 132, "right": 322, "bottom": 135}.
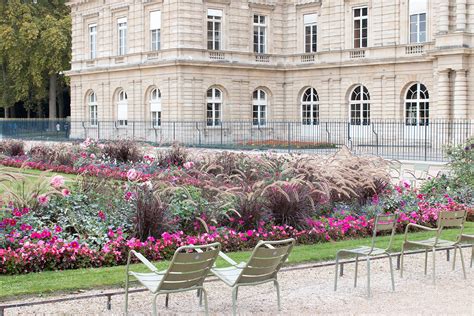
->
{"left": 301, "top": 88, "right": 319, "bottom": 125}
{"left": 252, "top": 89, "right": 267, "bottom": 126}
{"left": 88, "top": 91, "right": 98, "bottom": 126}
{"left": 350, "top": 85, "right": 370, "bottom": 125}
{"left": 405, "top": 83, "right": 429, "bottom": 126}
{"left": 206, "top": 88, "right": 222, "bottom": 126}
{"left": 117, "top": 90, "right": 128, "bottom": 126}
{"left": 150, "top": 88, "right": 161, "bottom": 127}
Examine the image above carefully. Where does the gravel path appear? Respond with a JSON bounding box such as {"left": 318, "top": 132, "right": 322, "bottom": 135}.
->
{"left": 4, "top": 252, "right": 473, "bottom": 315}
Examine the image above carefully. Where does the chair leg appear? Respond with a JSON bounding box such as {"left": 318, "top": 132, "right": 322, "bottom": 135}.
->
{"left": 274, "top": 279, "right": 281, "bottom": 311}
{"left": 458, "top": 246, "right": 467, "bottom": 279}
{"left": 400, "top": 245, "right": 405, "bottom": 278}
{"left": 471, "top": 245, "right": 473, "bottom": 268}
{"left": 124, "top": 273, "right": 130, "bottom": 315}
{"left": 432, "top": 247, "right": 436, "bottom": 284}
{"left": 334, "top": 254, "right": 339, "bottom": 291}
{"left": 232, "top": 286, "right": 238, "bottom": 316}
{"left": 153, "top": 295, "right": 159, "bottom": 316}
{"left": 198, "top": 289, "right": 202, "bottom": 306}
{"left": 165, "top": 294, "right": 169, "bottom": 308}
{"left": 354, "top": 255, "right": 359, "bottom": 288}
{"left": 388, "top": 254, "right": 395, "bottom": 292}
{"left": 452, "top": 247, "right": 457, "bottom": 271}
{"left": 366, "top": 258, "right": 371, "bottom": 298}
{"left": 425, "top": 249, "right": 431, "bottom": 275}
{"left": 201, "top": 288, "right": 209, "bottom": 316}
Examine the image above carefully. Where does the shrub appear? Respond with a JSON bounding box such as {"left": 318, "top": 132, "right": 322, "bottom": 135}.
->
{"left": 133, "top": 186, "right": 172, "bottom": 239}
{"left": 103, "top": 139, "right": 142, "bottom": 163}
{"left": 0, "top": 140, "right": 25, "bottom": 156}
{"left": 158, "top": 143, "right": 188, "bottom": 167}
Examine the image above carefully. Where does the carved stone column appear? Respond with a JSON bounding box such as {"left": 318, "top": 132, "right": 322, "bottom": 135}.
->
{"left": 456, "top": 0, "right": 467, "bottom": 31}
{"left": 437, "top": 69, "right": 451, "bottom": 119}
{"left": 438, "top": 0, "right": 449, "bottom": 34}
{"left": 453, "top": 69, "right": 468, "bottom": 120}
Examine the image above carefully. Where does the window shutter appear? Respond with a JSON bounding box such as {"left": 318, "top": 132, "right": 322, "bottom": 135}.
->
{"left": 117, "top": 102, "right": 128, "bottom": 120}
{"left": 409, "top": 0, "right": 427, "bottom": 15}
{"left": 304, "top": 13, "right": 317, "bottom": 24}
{"left": 150, "top": 11, "right": 161, "bottom": 30}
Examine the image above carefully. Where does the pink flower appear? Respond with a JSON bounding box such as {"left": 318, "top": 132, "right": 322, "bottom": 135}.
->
{"left": 183, "top": 161, "right": 195, "bottom": 170}
{"left": 98, "top": 210, "right": 106, "bottom": 221}
{"left": 126, "top": 169, "right": 138, "bottom": 181}
{"left": 247, "top": 230, "right": 254, "bottom": 237}
{"left": 90, "top": 153, "right": 96, "bottom": 159}
{"left": 70, "top": 240, "right": 79, "bottom": 249}
{"left": 37, "top": 195, "right": 49, "bottom": 205}
{"left": 55, "top": 226, "right": 62, "bottom": 233}
{"left": 61, "top": 189, "right": 70, "bottom": 197}
{"left": 50, "top": 175, "right": 65, "bottom": 188}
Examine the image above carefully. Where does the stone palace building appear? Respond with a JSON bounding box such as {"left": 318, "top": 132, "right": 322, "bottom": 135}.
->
{"left": 65, "top": 0, "right": 474, "bottom": 143}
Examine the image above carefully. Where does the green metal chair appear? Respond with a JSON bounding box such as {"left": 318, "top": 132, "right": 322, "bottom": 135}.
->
{"left": 211, "top": 238, "right": 295, "bottom": 316}
{"left": 400, "top": 210, "right": 468, "bottom": 283}
{"left": 453, "top": 234, "right": 474, "bottom": 269}
{"left": 334, "top": 214, "right": 398, "bottom": 297}
{"left": 124, "top": 242, "right": 221, "bottom": 316}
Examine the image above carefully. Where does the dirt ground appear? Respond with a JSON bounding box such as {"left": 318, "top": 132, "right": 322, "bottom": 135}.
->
{"left": 4, "top": 251, "right": 473, "bottom": 315}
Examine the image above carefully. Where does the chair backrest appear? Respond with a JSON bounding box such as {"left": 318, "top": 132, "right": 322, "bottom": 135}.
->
{"left": 437, "top": 210, "right": 467, "bottom": 229}
{"left": 370, "top": 214, "right": 398, "bottom": 252}
{"left": 159, "top": 242, "right": 221, "bottom": 291}
{"left": 236, "top": 238, "right": 295, "bottom": 285}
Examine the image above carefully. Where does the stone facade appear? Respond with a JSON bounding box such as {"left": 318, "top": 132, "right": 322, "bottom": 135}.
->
{"left": 66, "top": 0, "right": 474, "bottom": 141}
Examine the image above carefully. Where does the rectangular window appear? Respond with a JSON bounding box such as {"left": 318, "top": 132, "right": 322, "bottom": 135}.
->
{"left": 353, "top": 7, "right": 368, "bottom": 48}
{"left": 304, "top": 14, "right": 317, "bottom": 53}
{"left": 89, "top": 24, "right": 97, "bottom": 59}
{"left": 409, "top": 0, "right": 427, "bottom": 43}
{"left": 253, "top": 15, "right": 267, "bottom": 54}
{"left": 90, "top": 105, "right": 98, "bottom": 126}
{"left": 118, "top": 18, "right": 127, "bottom": 56}
{"left": 151, "top": 111, "right": 161, "bottom": 127}
{"left": 150, "top": 11, "right": 161, "bottom": 51}
{"left": 207, "top": 9, "right": 222, "bottom": 50}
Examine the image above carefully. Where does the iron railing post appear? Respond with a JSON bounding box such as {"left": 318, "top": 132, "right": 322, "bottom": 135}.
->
{"left": 173, "top": 122, "right": 176, "bottom": 141}
{"left": 287, "top": 122, "right": 291, "bottom": 154}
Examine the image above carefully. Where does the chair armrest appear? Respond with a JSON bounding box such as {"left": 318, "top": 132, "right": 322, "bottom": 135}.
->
{"left": 404, "top": 223, "right": 437, "bottom": 241}
{"left": 264, "top": 244, "right": 276, "bottom": 250}
{"left": 218, "top": 251, "right": 238, "bottom": 266}
{"left": 129, "top": 250, "right": 159, "bottom": 273}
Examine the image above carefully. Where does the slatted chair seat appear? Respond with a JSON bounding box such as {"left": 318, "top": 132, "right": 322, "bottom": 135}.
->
{"left": 124, "top": 242, "right": 221, "bottom": 316}
{"left": 211, "top": 238, "right": 295, "bottom": 316}
{"left": 129, "top": 272, "right": 165, "bottom": 293}
{"left": 334, "top": 214, "right": 398, "bottom": 298}
{"left": 400, "top": 210, "right": 468, "bottom": 283}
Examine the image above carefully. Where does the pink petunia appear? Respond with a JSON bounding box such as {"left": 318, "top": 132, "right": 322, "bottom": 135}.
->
{"left": 126, "top": 169, "right": 138, "bottom": 181}
{"left": 61, "top": 189, "right": 71, "bottom": 197}
{"left": 50, "top": 175, "right": 65, "bottom": 188}
{"left": 37, "top": 195, "right": 49, "bottom": 206}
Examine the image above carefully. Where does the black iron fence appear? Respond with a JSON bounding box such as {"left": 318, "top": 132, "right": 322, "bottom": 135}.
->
{"left": 0, "top": 119, "right": 472, "bottom": 161}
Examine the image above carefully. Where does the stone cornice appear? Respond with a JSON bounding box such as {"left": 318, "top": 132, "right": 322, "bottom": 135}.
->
{"left": 248, "top": 0, "right": 277, "bottom": 10}
{"left": 295, "top": 0, "right": 322, "bottom": 8}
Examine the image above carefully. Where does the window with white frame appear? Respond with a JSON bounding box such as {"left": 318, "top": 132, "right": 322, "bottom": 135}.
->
{"left": 117, "top": 18, "right": 127, "bottom": 56}
{"left": 350, "top": 85, "right": 370, "bottom": 125}
{"left": 206, "top": 88, "right": 222, "bottom": 126}
{"left": 409, "top": 0, "right": 427, "bottom": 43}
{"left": 252, "top": 90, "right": 267, "bottom": 126}
{"left": 353, "top": 7, "right": 368, "bottom": 48}
{"left": 89, "top": 24, "right": 97, "bottom": 59}
{"left": 150, "top": 88, "right": 162, "bottom": 127}
{"left": 88, "top": 91, "right": 98, "bottom": 126}
{"left": 304, "top": 14, "right": 317, "bottom": 53}
{"left": 117, "top": 90, "right": 128, "bottom": 126}
{"left": 301, "top": 88, "right": 319, "bottom": 125}
{"left": 253, "top": 15, "right": 267, "bottom": 54}
{"left": 150, "top": 11, "right": 161, "bottom": 51}
{"left": 207, "top": 9, "right": 222, "bottom": 50}
{"left": 405, "top": 83, "right": 429, "bottom": 126}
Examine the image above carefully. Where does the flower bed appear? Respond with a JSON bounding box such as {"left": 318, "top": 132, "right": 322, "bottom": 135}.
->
{"left": 0, "top": 138, "right": 473, "bottom": 275}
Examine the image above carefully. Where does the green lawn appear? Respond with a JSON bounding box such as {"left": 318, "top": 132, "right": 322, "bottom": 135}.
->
{"left": 1, "top": 222, "right": 472, "bottom": 301}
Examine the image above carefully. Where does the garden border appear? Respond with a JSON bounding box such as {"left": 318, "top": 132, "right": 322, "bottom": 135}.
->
{"left": 0, "top": 246, "right": 470, "bottom": 316}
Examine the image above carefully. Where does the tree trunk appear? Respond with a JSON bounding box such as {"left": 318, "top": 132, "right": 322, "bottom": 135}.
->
{"left": 58, "top": 78, "right": 64, "bottom": 118}
{"left": 4, "top": 108, "right": 8, "bottom": 118}
{"left": 49, "top": 74, "right": 57, "bottom": 119}
{"left": 27, "top": 109, "right": 31, "bottom": 118}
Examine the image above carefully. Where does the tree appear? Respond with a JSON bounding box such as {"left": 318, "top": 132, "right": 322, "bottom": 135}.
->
{"left": 0, "top": 0, "right": 71, "bottom": 118}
